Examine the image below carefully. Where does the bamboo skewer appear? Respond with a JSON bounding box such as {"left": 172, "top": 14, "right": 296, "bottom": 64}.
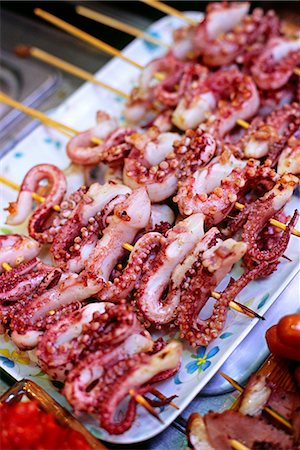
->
{"left": 229, "top": 440, "right": 251, "bottom": 450}
{"left": 33, "top": 8, "right": 163, "bottom": 82}
{"left": 0, "top": 92, "right": 75, "bottom": 138}
{"left": 218, "top": 371, "right": 292, "bottom": 429}
{"left": 294, "top": 67, "right": 300, "bottom": 76}
{"left": 121, "top": 243, "right": 264, "bottom": 320}
{"left": 0, "top": 175, "right": 61, "bottom": 212}
{"left": 0, "top": 92, "right": 102, "bottom": 145}
{"left": 1, "top": 262, "right": 12, "bottom": 272}
{"left": 15, "top": 46, "right": 129, "bottom": 100}
{"left": 140, "top": 0, "right": 197, "bottom": 26}
{"left": 129, "top": 389, "right": 164, "bottom": 423}
{"left": 76, "top": 5, "right": 170, "bottom": 49}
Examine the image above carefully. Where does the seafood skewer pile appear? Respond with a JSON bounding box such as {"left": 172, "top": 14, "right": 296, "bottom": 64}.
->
{"left": 0, "top": 1, "right": 300, "bottom": 436}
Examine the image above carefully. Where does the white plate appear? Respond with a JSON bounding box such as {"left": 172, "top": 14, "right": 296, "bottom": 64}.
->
{"left": 0, "top": 12, "right": 299, "bottom": 444}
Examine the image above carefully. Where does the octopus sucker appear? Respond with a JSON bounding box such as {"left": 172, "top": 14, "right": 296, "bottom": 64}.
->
{"left": 5, "top": 164, "right": 67, "bottom": 244}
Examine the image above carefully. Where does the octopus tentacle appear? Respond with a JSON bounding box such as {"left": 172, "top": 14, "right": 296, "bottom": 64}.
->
{"left": 174, "top": 150, "right": 246, "bottom": 216}
{"left": 177, "top": 160, "right": 278, "bottom": 226}
{"left": 204, "top": 68, "right": 260, "bottom": 139}
{"left": 5, "top": 164, "right": 67, "bottom": 244}
{"left": 99, "top": 232, "right": 162, "bottom": 302}
{"left": 99, "top": 342, "right": 182, "bottom": 434}
{"left": 194, "top": 4, "right": 279, "bottom": 66}
{"left": 51, "top": 182, "right": 131, "bottom": 272}
{"left": 0, "top": 258, "right": 54, "bottom": 303}
{"left": 123, "top": 127, "right": 181, "bottom": 202}
{"left": 124, "top": 127, "right": 216, "bottom": 202}
{"left": 0, "top": 234, "right": 40, "bottom": 273}
{"left": 66, "top": 111, "right": 135, "bottom": 166}
{"left": 37, "top": 302, "right": 140, "bottom": 381}
{"left": 63, "top": 331, "right": 154, "bottom": 414}
{"left": 229, "top": 102, "right": 300, "bottom": 159}
{"left": 135, "top": 213, "right": 206, "bottom": 326}
{"left": 242, "top": 173, "right": 299, "bottom": 264}
{"left": 251, "top": 35, "right": 300, "bottom": 90}
{"left": 124, "top": 53, "right": 183, "bottom": 124}
{"left": 176, "top": 237, "right": 247, "bottom": 347}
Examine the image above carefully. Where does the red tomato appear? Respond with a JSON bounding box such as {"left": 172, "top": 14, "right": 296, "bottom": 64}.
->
{"left": 266, "top": 324, "right": 300, "bottom": 362}
{"left": 277, "top": 313, "right": 300, "bottom": 348}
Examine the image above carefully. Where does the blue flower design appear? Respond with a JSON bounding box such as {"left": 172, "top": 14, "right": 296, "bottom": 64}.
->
{"left": 0, "top": 356, "right": 15, "bottom": 368}
{"left": 143, "top": 30, "right": 161, "bottom": 51}
{"left": 186, "top": 346, "right": 219, "bottom": 374}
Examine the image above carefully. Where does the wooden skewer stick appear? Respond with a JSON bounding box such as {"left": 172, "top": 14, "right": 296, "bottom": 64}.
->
{"left": 15, "top": 46, "right": 129, "bottom": 99}
{"left": 293, "top": 67, "right": 300, "bottom": 76}
{"left": 0, "top": 92, "right": 102, "bottom": 145}
{"left": 76, "top": 5, "right": 170, "bottom": 49}
{"left": 0, "top": 92, "right": 75, "bottom": 138}
{"left": 0, "top": 175, "right": 61, "bottom": 212}
{"left": 121, "top": 243, "right": 264, "bottom": 320}
{"left": 1, "top": 262, "right": 12, "bottom": 272}
{"left": 218, "top": 371, "right": 292, "bottom": 429}
{"left": 129, "top": 389, "right": 164, "bottom": 423}
{"left": 34, "top": 9, "right": 164, "bottom": 82}
{"left": 234, "top": 201, "right": 300, "bottom": 237}
{"left": 229, "top": 439, "right": 251, "bottom": 450}
{"left": 150, "top": 388, "right": 179, "bottom": 410}
{"left": 140, "top": 0, "right": 197, "bottom": 26}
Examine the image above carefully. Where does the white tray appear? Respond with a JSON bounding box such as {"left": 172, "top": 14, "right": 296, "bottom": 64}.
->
{"left": 0, "top": 11, "right": 299, "bottom": 444}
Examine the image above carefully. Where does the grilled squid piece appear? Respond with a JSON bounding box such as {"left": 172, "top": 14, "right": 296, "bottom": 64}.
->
{"left": 123, "top": 127, "right": 181, "bottom": 202}
{"left": 10, "top": 188, "right": 151, "bottom": 350}
{"left": 97, "top": 342, "right": 182, "bottom": 434}
{"left": 172, "top": 68, "right": 259, "bottom": 135}
{"left": 277, "top": 133, "right": 300, "bottom": 175}
{"left": 176, "top": 236, "right": 247, "bottom": 347}
{"left": 135, "top": 214, "right": 205, "bottom": 326}
{"left": 239, "top": 374, "right": 271, "bottom": 416}
{"left": 36, "top": 302, "right": 143, "bottom": 381}
{"left": 67, "top": 111, "right": 135, "bottom": 166}
{"left": 251, "top": 35, "right": 300, "bottom": 90}
{"left": 174, "top": 150, "right": 246, "bottom": 217}
{"left": 5, "top": 164, "right": 67, "bottom": 244}
{"left": 193, "top": 3, "right": 279, "bottom": 66}
{"left": 230, "top": 102, "right": 300, "bottom": 159}
{"left": 0, "top": 234, "right": 40, "bottom": 273}
{"left": 51, "top": 182, "right": 131, "bottom": 272}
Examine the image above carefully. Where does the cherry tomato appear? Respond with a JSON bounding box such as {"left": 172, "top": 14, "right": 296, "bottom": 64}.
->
{"left": 277, "top": 313, "right": 300, "bottom": 348}
{"left": 266, "top": 324, "right": 300, "bottom": 361}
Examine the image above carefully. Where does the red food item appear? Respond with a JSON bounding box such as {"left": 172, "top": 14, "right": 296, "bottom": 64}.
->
{"left": 266, "top": 322, "right": 300, "bottom": 362}
{"left": 277, "top": 313, "right": 300, "bottom": 348}
{"left": 0, "top": 400, "right": 92, "bottom": 450}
